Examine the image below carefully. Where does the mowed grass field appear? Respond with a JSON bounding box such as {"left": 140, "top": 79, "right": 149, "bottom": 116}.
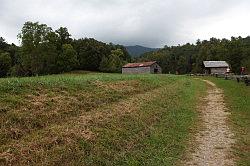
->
{"left": 0, "top": 73, "right": 206, "bottom": 165}
{"left": 207, "top": 77, "right": 250, "bottom": 165}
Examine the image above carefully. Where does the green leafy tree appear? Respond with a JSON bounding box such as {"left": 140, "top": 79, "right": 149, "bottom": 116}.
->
{"left": 99, "top": 56, "right": 109, "bottom": 72}
{"left": 55, "top": 27, "right": 72, "bottom": 45}
{"left": 57, "top": 44, "right": 79, "bottom": 72}
{"left": 18, "top": 21, "right": 53, "bottom": 75}
{"left": 7, "top": 44, "right": 19, "bottom": 66}
{"left": 108, "top": 43, "right": 131, "bottom": 62}
{"left": 41, "top": 31, "right": 60, "bottom": 74}
{"left": 0, "top": 52, "right": 12, "bottom": 77}
{"left": 242, "top": 58, "right": 250, "bottom": 73}
{"left": 73, "top": 38, "right": 111, "bottom": 71}
{"left": 99, "top": 49, "right": 126, "bottom": 73}
{"left": 0, "top": 37, "right": 9, "bottom": 51}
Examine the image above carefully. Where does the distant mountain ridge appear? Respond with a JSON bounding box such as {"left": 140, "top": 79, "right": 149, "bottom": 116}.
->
{"left": 125, "top": 45, "right": 160, "bottom": 57}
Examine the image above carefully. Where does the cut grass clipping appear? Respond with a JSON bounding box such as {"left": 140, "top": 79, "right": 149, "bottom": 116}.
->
{"left": 0, "top": 73, "right": 205, "bottom": 165}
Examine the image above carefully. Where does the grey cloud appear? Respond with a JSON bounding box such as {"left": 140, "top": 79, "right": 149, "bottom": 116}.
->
{"left": 0, "top": 0, "right": 249, "bottom": 47}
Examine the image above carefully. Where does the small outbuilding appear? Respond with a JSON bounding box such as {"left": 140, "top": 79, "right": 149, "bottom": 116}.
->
{"left": 122, "top": 61, "right": 162, "bottom": 74}
{"left": 203, "top": 61, "right": 229, "bottom": 74}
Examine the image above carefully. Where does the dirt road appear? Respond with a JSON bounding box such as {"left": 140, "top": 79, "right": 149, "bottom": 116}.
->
{"left": 185, "top": 80, "right": 235, "bottom": 166}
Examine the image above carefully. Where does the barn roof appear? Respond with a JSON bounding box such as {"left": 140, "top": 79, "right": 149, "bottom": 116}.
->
{"left": 122, "top": 61, "right": 157, "bottom": 68}
{"left": 203, "top": 61, "right": 229, "bottom": 68}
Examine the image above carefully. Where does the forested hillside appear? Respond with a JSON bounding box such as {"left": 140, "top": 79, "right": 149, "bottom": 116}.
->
{"left": 139, "top": 37, "right": 250, "bottom": 74}
{"left": 0, "top": 22, "right": 131, "bottom": 77}
{"left": 125, "top": 45, "right": 159, "bottom": 57}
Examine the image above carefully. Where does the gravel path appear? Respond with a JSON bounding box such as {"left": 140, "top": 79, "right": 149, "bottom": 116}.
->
{"left": 186, "top": 80, "right": 235, "bottom": 166}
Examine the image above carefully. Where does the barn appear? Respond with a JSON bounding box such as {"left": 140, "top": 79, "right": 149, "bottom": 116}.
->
{"left": 203, "top": 61, "right": 229, "bottom": 74}
{"left": 122, "top": 61, "right": 162, "bottom": 74}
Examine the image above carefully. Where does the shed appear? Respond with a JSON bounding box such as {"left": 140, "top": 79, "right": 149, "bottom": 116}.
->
{"left": 203, "top": 61, "right": 229, "bottom": 74}
{"left": 122, "top": 61, "right": 162, "bottom": 74}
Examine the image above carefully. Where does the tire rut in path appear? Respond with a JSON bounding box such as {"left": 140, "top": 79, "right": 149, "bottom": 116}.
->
{"left": 186, "top": 80, "right": 235, "bottom": 166}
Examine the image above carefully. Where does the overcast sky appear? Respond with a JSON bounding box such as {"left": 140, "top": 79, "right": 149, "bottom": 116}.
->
{"left": 0, "top": 0, "right": 250, "bottom": 47}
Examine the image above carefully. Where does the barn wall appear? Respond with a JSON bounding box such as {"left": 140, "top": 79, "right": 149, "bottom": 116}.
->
{"left": 122, "top": 67, "right": 151, "bottom": 74}
{"left": 210, "top": 67, "right": 227, "bottom": 74}
{"left": 150, "top": 63, "right": 162, "bottom": 74}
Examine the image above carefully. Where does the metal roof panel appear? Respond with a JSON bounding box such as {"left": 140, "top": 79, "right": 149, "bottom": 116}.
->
{"left": 203, "top": 61, "right": 229, "bottom": 68}
{"left": 123, "top": 61, "right": 157, "bottom": 68}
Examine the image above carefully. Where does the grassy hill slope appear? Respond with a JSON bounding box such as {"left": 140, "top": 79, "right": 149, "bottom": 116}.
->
{"left": 0, "top": 73, "right": 205, "bottom": 165}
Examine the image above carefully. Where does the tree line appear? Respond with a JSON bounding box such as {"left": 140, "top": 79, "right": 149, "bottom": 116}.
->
{"left": 138, "top": 37, "right": 250, "bottom": 74}
{"left": 0, "top": 21, "right": 131, "bottom": 77}
{"left": 1, "top": 21, "right": 250, "bottom": 77}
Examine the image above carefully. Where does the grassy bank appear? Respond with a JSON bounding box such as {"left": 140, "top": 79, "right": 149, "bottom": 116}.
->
{"left": 207, "top": 77, "right": 250, "bottom": 165}
{"left": 0, "top": 73, "right": 205, "bottom": 165}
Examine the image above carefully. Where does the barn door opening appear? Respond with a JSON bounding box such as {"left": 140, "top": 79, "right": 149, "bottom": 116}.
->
{"left": 154, "top": 68, "right": 158, "bottom": 74}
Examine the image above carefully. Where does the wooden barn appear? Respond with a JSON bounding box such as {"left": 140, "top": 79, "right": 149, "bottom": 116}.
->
{"left": 122, "top": 61, "right": 162, "bottom": 74}
{"left": 203, "top": 61, "right": 229, "bottom": 74}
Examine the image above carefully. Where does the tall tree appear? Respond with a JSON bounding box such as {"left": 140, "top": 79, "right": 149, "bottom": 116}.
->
{"left": 55, "top": 27, "right": 72, "bottom": 50}
{"left": 18, "top": 21, "right": 53, "bottom": 75}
